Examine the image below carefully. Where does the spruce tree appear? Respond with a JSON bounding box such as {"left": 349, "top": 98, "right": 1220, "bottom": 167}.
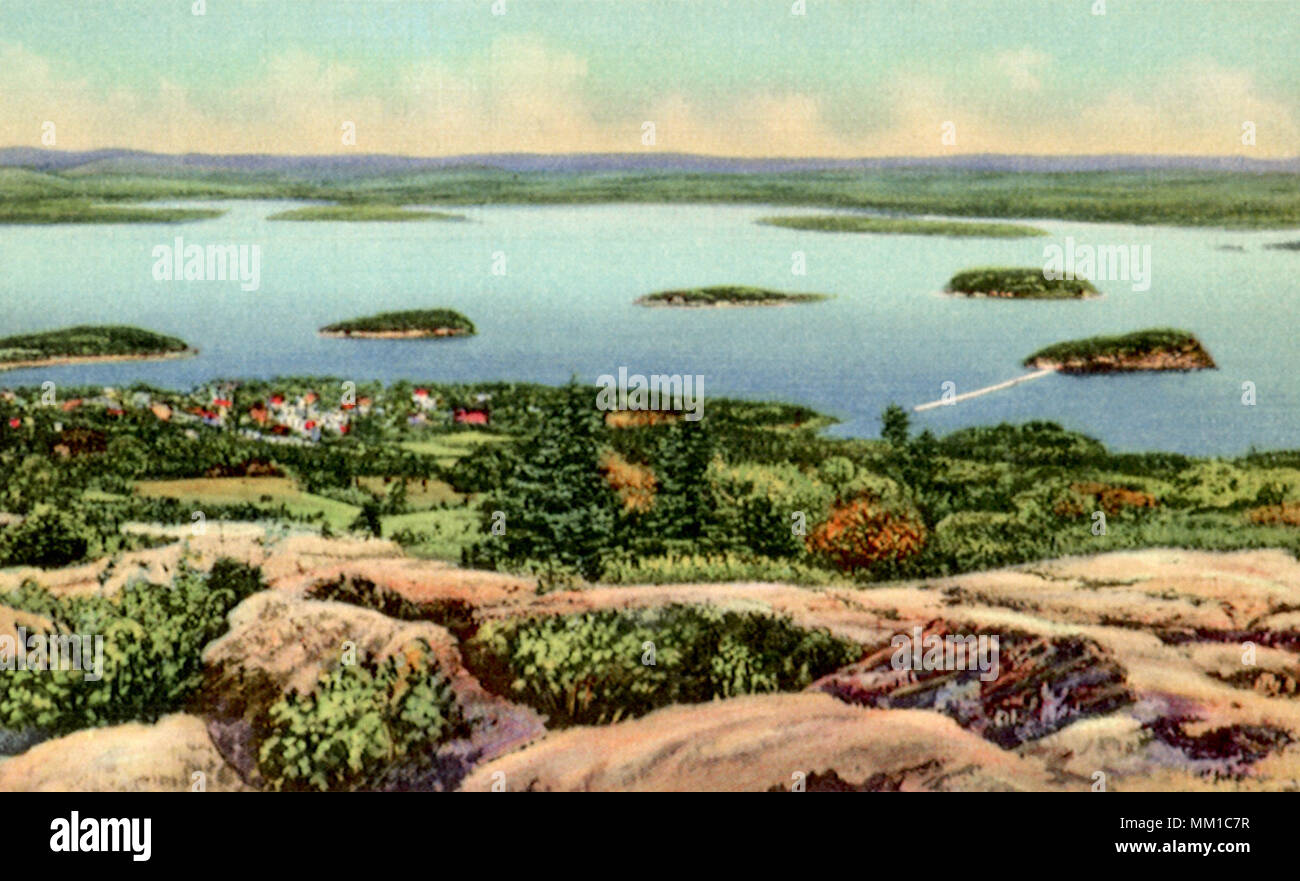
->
{"left": 478, "top": 381, "right": 618, "bottom": 579}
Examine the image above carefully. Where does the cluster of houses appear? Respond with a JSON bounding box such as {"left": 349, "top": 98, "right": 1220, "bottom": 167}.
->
{"left": 2, "top": 383, "right": 493, "bottom": 443}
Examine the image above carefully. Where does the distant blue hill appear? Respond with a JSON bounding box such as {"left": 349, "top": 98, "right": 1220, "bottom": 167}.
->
{"left": 2, "top": 147, "right": 1298, "bottom": 177}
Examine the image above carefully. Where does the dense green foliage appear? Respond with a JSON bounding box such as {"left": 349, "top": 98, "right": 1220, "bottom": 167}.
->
{"left": 758, "top": 214, "right": 1047, "bottom": 237}
{"left": 257, "top": 640, "right": 464, "bottom": 792}
{"left": 267, "top": 204, "right": 464, "bottom": 222}
{"left": 0, "top": 325, "right": 189, "bottom": 364}
{"left": 468, "top": 383, "right": 618, "bottom": 580}
{"left": 946, "top": 267, "right": 1098, "bottom": 298}
{"left": 319, "top": 309, "right": 476, "bottom": 335}
{"left": 5, "top": 165, "right": 1300, "bottom": 227}
{"left": 1, "top": 374, "right": 1298, "bottom": 587}
{"left": 0, "top": 559, "right": 263, "bottom": 735}
{"left": 635, "top": 285, "right": 829, "bottom": 306}
{"left": 465, "top": 605, "right": 860, "bottom": 726}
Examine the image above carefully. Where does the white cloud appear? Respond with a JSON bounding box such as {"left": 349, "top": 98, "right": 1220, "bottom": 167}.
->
{"left": 0, "top": 40, "right": 1293, "bottom": 158}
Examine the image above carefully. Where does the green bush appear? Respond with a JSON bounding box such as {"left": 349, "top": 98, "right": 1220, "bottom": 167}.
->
{"left": 0, "top": 506, "right": 89, "bottom": 568}
{"left": 929, "top": 511, "right": 1037, "bottom": 574}
{"left": 0, "top": 559, "right": 263, "bottom": 735}
{"left": 465, "top": 605, "right": 859, "bottom": 727}
{"left": 710, "top": 461, "right": 834, "bottom": 559}
{"left": 598, "top": 551, "right": 841, "bottom": 586}
{"left": 257, "top": 640, "right": 464, "bottom": 792}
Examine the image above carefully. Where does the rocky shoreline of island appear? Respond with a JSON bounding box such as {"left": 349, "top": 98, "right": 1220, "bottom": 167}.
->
{"left": 1023, "top": 328, "right": 1215, "bottom": 373}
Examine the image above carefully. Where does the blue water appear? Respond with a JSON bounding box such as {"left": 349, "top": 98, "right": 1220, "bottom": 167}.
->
{"left": 0, "top": 200, "right": 1296, "bottom": 455}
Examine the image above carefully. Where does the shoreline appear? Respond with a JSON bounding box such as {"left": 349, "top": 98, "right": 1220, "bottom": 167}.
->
{"left": 0, "top": 349, "right": 197, "bottom": 373}
{"left": 634, "top": 298, "right": 826, "bottom": 308}
{"left": 942, "top": 289, "right": 1102, "bottom": 300}
{"left": 319, "top": 328, "right": 472, "bottom": 339}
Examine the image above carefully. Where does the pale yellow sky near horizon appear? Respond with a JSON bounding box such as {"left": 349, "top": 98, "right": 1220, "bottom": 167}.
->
{"left": 1, "top": 20, "right": 1296, "bottom": 158}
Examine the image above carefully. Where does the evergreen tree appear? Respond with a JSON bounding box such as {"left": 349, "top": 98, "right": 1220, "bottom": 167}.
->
{"left": 476, "top": 381, "right": 618, "bottom": 579}
{"left": 649, "top": 416, "right": 717, "bottom": 544}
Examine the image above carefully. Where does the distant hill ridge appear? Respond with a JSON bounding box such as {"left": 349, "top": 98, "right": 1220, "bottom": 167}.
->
{"left": 3, "top": 147, "right": 1299, "bottom": 177}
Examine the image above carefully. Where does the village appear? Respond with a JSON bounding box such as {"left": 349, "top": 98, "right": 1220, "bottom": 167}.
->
{"left": 0, "top": 382, "right": 492, "bottom": 447}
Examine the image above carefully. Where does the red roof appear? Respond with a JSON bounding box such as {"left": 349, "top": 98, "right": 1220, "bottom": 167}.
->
{"left": 454, "top": 409, "right": 489, "bottom": 425}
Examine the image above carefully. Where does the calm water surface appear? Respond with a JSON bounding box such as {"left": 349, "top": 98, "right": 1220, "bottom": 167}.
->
{"left": 1, "top": 201, "right": 1296, "bottom": 455}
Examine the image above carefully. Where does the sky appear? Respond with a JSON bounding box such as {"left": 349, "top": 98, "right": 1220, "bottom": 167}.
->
{"left": 0, "top": 0, "right": 1295, "bottom": 157}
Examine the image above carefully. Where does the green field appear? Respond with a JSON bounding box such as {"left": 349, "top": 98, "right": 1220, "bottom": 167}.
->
{"left": 134, "top": 476, "right": 361, "bottom": 530}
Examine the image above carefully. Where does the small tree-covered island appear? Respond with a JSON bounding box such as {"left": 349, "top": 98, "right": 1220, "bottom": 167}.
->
{"left": 0, "top": 325, "right": 193, "bottom": 371}
{"left": 634, "top": 285, "right": 831, "bottom": 307}
{"left": 267, "top": 205, "right": 466, "bottom": 222}
{"left": 1024, "top": 328, "right": 1216, "bottom": 373}
{"left": 319, "top": 309, "right": 477, "bottom": 338}
{"left": 946, "top": 267, "right": 1100, "bottom": 299}
{"left": 758, "top": 215, "right": 1048, "bottom": 238}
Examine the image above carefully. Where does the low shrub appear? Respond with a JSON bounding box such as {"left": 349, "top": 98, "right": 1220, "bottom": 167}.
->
{"left": 257, "top": 640, "right": 464, "bottom": 791}
{"left": 598, "top": 551, "right": 841, "bottom": 586}
{"left": 465, "top": 604, "right": 859, "bottom": 727}
{"left": 0, "top": 559, "right": 263, "bottom": 735}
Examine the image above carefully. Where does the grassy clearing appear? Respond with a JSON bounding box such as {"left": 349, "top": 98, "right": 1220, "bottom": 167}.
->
{"left": 133, "top": 476, "right": 359, "bottom": 530}
{"left": 383, "top": 507, "right": 480, "bottom": 560}
{"left": 267, "top": 204, "right": 465, "bottom": 222}
{"left": 357, "top": 476, "right": 462, "bottom": 509}
{"left": 758, "top": 214, "right": 1047, "bottom": 237}
{"left": 400, "top": 433, "right": 510, "bottom": 467}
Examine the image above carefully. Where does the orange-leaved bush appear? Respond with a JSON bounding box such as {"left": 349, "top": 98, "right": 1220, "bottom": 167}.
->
{"left": 805, "top": 498, "right": 927, "bottom": 572}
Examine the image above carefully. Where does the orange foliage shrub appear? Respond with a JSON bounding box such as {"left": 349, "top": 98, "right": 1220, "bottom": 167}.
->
{"left": 603, "top": 410, "right": 681, "bottom": 429}
{"left": 1058, "top": 482, "right": 1158, "bottom": 517}
{"left": 805, "top": 498, "right": 927, "bottom": 572}
{"left": 1247, "top": 503, "right": 1300, "bottom": 527}
{"left": 599, "top": 450, "right": 658, "bottom": 513}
